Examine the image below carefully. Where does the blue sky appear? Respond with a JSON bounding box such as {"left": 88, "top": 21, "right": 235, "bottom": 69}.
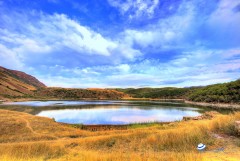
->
{"left": 0, "top": 0, "right": 240, "bottom": 88}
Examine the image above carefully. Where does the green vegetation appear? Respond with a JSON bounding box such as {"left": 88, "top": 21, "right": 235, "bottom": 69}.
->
{"left": 127, "top": 121, "right": 162, "bottom": 129}
{"left": 116, "top": 87, "right": 199, "bottom": 101}
{"left": 116, "top": 87, "right": 196, "bottom": 99}
{"left": 117, "top": 79, "right": 240, "bottom": 104}
{"left": 34, "top": 88, "right": 126, "bottom": 100}
{"left": 187, "top": 79, "right": 240, "bottom": 103}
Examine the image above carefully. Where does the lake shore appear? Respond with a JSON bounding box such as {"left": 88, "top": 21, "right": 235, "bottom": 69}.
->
{"left": 124, "top": 98, "right": 240, "bottom": 110}
{"left": 0, "top": 109, "right": 240, "bottom": 161}
{"left": 185, "top": 100, "right": 240, "bottom": 110}
{"left": 1, "top": 97, "right": 240, "bottom": 110}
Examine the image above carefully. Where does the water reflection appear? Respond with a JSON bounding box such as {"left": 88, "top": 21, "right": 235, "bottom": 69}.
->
{"left": 37, "top": 105, "right": 202, "bottom": 125}
{"left": 3, "top": 100, "right": 124, "bottom": 106}
{"left": 1, "top": 100, "right": 205, "bottom": 125}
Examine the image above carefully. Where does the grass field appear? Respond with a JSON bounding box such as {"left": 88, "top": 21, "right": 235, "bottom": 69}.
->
{"left": 0, "top": 109, "right": 239, "bottom": 161}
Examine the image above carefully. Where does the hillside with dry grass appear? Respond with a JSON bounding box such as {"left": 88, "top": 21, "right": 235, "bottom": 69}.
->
{"left": 0, "top": 66, "right": 127, "bottom": 100}
{"left": 0, "top": 109, "right": 239, "bottom": 161}
{"left": 0, "top": 66, "right": 46, "bottom": 100}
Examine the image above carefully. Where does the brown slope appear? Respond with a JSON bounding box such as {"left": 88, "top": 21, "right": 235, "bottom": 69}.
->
{"left": 0, "top": 66, "right": 46, "bottom": 99}
{"left": 0, "top": 66, "right": 46, "bottom": 88}
{"left": 0, "top": 66, "right": 127, "bottom": 100}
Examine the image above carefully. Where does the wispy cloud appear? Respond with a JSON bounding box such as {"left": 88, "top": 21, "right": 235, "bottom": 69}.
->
{"left": 38, "top": 48, "right": 240, "bottom": 88}
{"left": 108, "top": 0, "right": 159, "bottom": 19}
{"left": 120, "top": 1, "right": 195, "bottom": 50}
{"left": 205, "top": 0, "right": 240, "bottom": 48}
{"left": 0, "top": 12, "right": 141, "bottom": 70}
{"left": 0, "top": 0, "right": 239, "bottom": 87}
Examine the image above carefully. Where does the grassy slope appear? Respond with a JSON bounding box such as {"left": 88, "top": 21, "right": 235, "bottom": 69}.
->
{"left": 34, "top": 87, "right": 128, "bottom": 100}
{"left": 0, "top": 66, "right": 127, "bottom": 100}
{"left": 0, "top": 68, "right": 127, "bottom": 100}
{"left": 0, "top": 71, "right": 37, "bottom": 99}
{"left": 187, "top": 80, "right": 240, "bottom": 103}
{"left": 116, "top": 79, "right": 240, "bottom": 104}
{"left": 115, "top": 87, "right": 194, "bottom": 99}
{"left": 0, "top": 110, "right": 239, "bottom": 161}
{"left": 0, "top": 66, "right": 45, "bottom": 100}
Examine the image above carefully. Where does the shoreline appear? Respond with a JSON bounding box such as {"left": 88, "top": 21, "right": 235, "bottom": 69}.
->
{"left": 1, "top": 97, "right": 240, "bottom": 109}
{"left": 60, "top": 121, "right": 174, "bottom": 131}
{"left": 184, "top": 100, "right": 240, "bottom": 109}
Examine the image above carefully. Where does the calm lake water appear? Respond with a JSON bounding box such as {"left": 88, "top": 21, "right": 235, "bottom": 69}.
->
{"left": 3, "top": 100, "right": 205, "bottom": 125}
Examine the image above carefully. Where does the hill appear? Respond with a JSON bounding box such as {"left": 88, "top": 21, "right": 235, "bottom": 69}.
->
{"left": 116, "top": 79, "right": 240, "bottom": 104}
{"left": 187, "top": 79, "right": 240, "bottom": 103}
{"left": 115, "top": 87, "right": 197, "bottom": 99}
{"left": 0, "top": 66, "right": 127, "bottom": 100}
{"left": 34, "top": 87, "right": 127, "bottom": 100}
{"left": 0, "top": 66, "right": 239, "bottom": 104}
{"left": 0, "top": 66, "right": 46, "bottom": 99}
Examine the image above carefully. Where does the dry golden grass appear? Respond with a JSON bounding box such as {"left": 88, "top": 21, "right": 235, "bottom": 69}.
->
{"left": 0, "top": 109, "right": 239, "bottom": 161}
{"left": 0, "top": 72, "right": 37, "bottom": 98}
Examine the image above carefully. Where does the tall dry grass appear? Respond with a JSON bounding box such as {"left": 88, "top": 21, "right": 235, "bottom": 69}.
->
{"left": 209, "top": 112, "right": 240, "bottom": 136}
{"left": 0, "top": 142, "right": 65, "bottom": 161}
{"left": 0, "top": 110, "right": 239, "bottom": 160}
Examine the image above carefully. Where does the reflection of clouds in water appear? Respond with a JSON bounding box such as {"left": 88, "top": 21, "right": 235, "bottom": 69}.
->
{"left": 112, "top": 109, "right": 200, "bottom": 123}
{"left": 37, "top": 107, "right": 201, "bottom": 125}
{"left": 111, "top": 115, "right": 160, "bottom": 123}
{"left": 4, "top": 100, "right": 122, "bottom": 106}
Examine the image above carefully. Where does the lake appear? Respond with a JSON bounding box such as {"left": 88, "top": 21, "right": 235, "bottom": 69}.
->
{"left": 2, "top": 100, "right": 206, "bottom": 125}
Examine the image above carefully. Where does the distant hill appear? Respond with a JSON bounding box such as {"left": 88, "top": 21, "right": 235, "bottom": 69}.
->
{"left": 0, "top": 66, "right": 46, "bottom": 99}
{"left": 34, "top": 87, "right": 127, "bottom": 100}
{"left": 187, "top": 79, "right": 240, "bottom": 103}
{"left": 0, "top": 66, "right": 127, "bottom": 100}
{"left": 116, "top": 80, "right": 240, "bottom": 104}
{"left": 0, "top": 66, "right": 239, "bottom": 103}
{"left": 115, "top": 87, "right": 198, "bottom": 99}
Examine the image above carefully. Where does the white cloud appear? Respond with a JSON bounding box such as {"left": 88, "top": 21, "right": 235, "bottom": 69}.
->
{"left": 108, "top": 0, "right": 159, "bottom": 19}
{"left": 25, "top": 14, "right": 118, "bottom": 56}
{"left": 206, "top": 0, "right": 240, "bottom": 47}
{"left": 120, "top": 1, "right": 195, "bottom": 50}
{"left": 0, "top": 0, "right": 239, "bottom": 88}
{"left": 0, "top": 13, "right": 142, "bottom": 70}
{"left": 117, "top": 64, "right": 130, "bottom": 73}
{"left": 50, "top": 14, "right": 118, "bottom": 56}
{"left": 40, "top": 48, "right": 240, "bottom": 88}
{"left": 40, "top": 75, "right": 108, "bottom": 88}
{"left": 0, "top": 44, "right": 24, "bottom": 69}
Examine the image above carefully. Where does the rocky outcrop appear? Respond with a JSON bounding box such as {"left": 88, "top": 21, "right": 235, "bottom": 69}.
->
{"left": 183, "top": 111, "right": 219, "bottom": 121}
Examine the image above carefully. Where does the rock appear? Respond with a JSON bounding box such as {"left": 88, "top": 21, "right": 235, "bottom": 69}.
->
{"left": 183, "top": 117, "right": 192, "bottom": 121}
{"left": 183, "top": 111, "right": 220, "bottom": 121}
{"left": 204, "top": 111, "right": 219, "bottom": 118}
{"left": 183, "top": 116, "right": 203, "bottom": 121}
{"left": 235, "top": 121, "right": 240, "bottom": 134}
